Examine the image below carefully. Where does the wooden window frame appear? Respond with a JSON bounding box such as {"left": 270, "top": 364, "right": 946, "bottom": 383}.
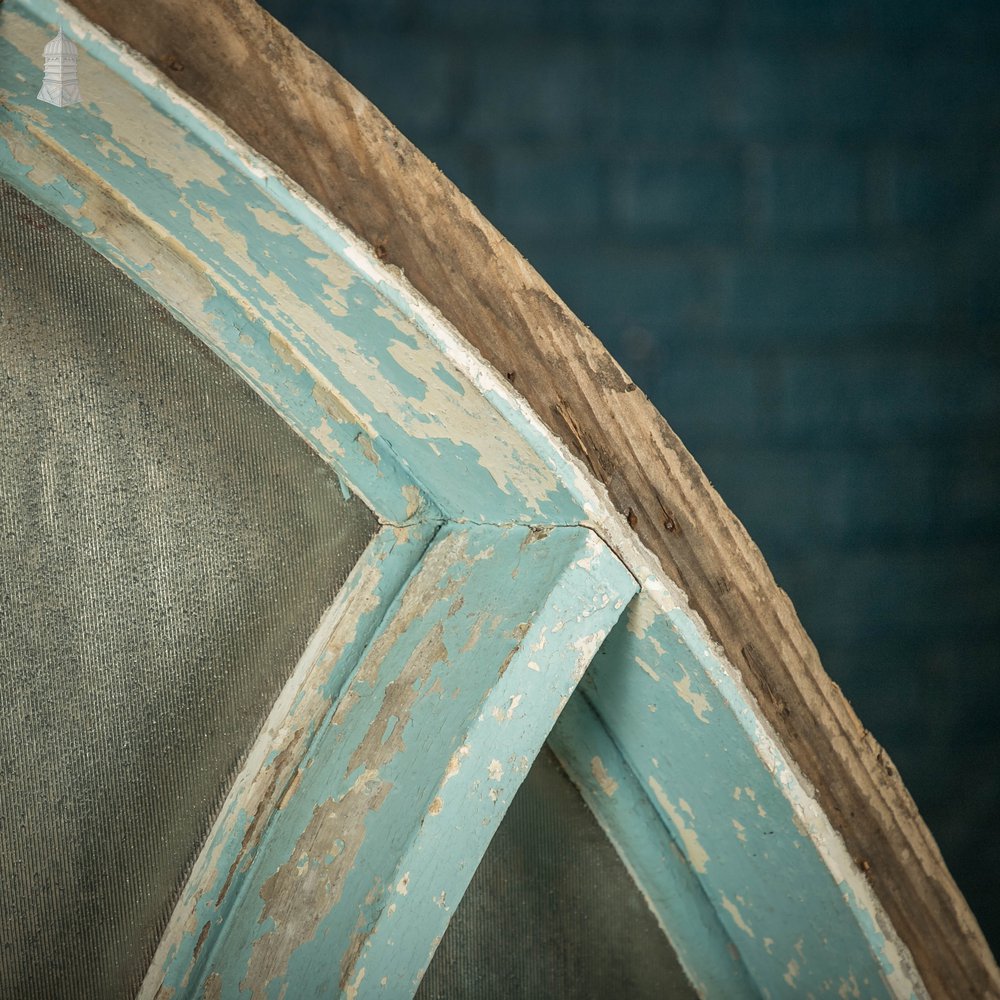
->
{"left": 1, "top": 1, "right": 979, "bottom": 996}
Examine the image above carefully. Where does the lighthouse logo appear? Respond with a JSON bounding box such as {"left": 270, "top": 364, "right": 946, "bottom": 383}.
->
{"left": 37, "top": 28, "right": 83, "bottom": 108}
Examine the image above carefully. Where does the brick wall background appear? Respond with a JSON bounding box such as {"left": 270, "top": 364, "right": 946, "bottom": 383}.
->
{"left": 261, "top": 0, "right": 1000, "bottom": 951}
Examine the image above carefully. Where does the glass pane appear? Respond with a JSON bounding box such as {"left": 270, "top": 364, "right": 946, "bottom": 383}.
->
{"left": 418, "top": 745, "right": 698, "bottom": 999}
{"left": 0, "top": 179, "right": 378, "bottom": 999}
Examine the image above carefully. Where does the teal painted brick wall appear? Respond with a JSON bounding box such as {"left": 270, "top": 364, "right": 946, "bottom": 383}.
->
{"left": 263, "top": 0, "right": 1000, "bottom": 951}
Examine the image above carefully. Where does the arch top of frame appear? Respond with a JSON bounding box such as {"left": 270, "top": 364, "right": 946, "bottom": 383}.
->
{"left": 0, "top": 0, "right": 608, "bottom": 531}
{"left": 4, "top": 1, "right": 992, "bottom": 997}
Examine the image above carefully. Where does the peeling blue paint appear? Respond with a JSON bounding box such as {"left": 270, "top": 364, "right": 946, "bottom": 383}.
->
{"left": 156, "top": 524, "right": 635, "bottom": 999}
{"left": 0, "top": 1, "right": 588, "bottom": 527}
{"left": 150, "top": 523, "right": 439, "bottom": 998}
{"left": 550, "top": 692, "right": 756, "bottom": 998}
{"left": 577, "top": 593, "right": 902, "bottom": 997}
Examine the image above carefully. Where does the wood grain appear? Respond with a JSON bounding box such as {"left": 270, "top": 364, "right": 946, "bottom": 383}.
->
{"left": 64, "top": 2, "right": 1000, "bottom": 995}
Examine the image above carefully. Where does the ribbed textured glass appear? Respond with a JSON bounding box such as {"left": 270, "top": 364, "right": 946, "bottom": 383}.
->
{"left": 0, "top": 179, "right": 377, "bottom": 999}
{"left": 418, "top": 745, "right": 697, "bottom": 999}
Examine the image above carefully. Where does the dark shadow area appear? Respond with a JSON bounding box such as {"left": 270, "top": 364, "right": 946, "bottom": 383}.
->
{"left": 418, "top": 745, "right": 697, "bottom": 999}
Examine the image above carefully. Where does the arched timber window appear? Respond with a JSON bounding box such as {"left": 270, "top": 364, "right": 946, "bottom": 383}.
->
{"left": 2, "top": 2, "right": 994, "bottom": 998}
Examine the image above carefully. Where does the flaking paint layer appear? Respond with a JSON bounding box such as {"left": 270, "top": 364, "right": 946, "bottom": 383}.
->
{"left": 149, "top": 524, "right": 635, "bottom": 999}
{"left": 1, "top": 3, "right": 585, "bottom": 526}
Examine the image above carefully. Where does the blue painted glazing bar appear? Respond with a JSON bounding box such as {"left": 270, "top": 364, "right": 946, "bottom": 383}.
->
{"left": 578, "top": 593, "right": 906, "bottom": 998}
{"left": 551, "top": 691, "right": 757, "bottom": 997}
{"left": 152, "top": 523, "right": 637, "bottom": 998}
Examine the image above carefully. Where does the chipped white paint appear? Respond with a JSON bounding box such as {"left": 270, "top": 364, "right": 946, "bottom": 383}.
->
{"left": 648, "top": 776, "right": 709, "bottom": 875}
{"left": 590, "top": 756, "right": 619, "bottom": 798}
{"left": 672, "top": 662, "right": 712, "bottom": 724}
{"left": 343, "top": 967, "right": 366, "bottom": 1000}
{"left": 625, "top": 591, "right": 658, "bottom": 640}
{"left": 402, "top": 485, "right": 422, "bottom": 521}
{"left": 784, "top": 959, "right": 800, "bottom": 988}
{"left": 567, "top": 627, "right": 606, "bottom": 665}
{"left": 635, "top": 656, "right": 660, "bottom": 682}
{"left": 490, "top": 694, "right": 522, "bottom": 723}
{"left": 444, "top": 743, "right": 469, "bottom": 784}
{"left": 721, "top": 893, "right": 755, "bottom": 939}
